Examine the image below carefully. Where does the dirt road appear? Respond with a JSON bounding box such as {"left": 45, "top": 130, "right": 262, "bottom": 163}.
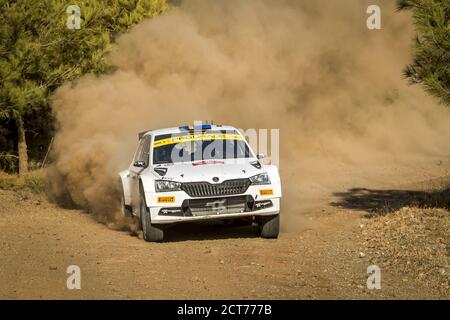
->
{"left": 0, "top": 158, "right": 449, "bottom": 299}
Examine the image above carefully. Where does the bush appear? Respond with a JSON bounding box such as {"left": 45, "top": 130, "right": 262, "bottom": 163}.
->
{"left": 0, "top": 153, "right": 18, "bottom": 173}
{"left": 0, "top": 170, "right": 45, "bottom": 193}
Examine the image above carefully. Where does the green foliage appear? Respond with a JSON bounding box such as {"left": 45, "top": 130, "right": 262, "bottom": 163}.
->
{"left": 397, "top": 0, "right": 450, "bottom": 105}
{"left": 0, "top": 169, "right": 45, "bottom": 193}
{"left": 0, "top": 0, "right": 167, "bottom": 170}
{"left": 0, "top": 152, "right": 18, "bottom": 172}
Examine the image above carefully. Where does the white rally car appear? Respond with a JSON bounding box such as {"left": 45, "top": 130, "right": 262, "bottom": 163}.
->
{"left": 119, "top": 124, "right": 281, "bottom": 242}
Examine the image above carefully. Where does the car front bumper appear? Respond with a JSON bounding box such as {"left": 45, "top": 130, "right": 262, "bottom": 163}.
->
{"left": 149, "top": 198, "right": 280, "bottom": 224}
{"left": 145, "top": 184, "right": 281, "bottom": 224}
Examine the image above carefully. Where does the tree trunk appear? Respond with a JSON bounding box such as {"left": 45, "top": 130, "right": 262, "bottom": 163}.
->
{"left": 17, "top": 117, "right": 28, "bottom": 175}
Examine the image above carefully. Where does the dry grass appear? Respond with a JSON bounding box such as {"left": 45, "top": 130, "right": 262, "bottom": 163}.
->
{"left": 0, "top": 170, "right": 46, "bottom": 193}
{"left": 362, "top": 207, "right": 449, "bottom": 295}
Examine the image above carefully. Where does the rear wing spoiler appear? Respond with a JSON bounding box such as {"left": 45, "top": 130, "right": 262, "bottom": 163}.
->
{"left": 139, "top": 123, "right": 220, "bottom": 139}
{"left": 138, "top": 130, "right": 152, "bottom": 140}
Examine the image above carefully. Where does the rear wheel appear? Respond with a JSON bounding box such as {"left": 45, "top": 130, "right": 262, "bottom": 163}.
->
{"left": 139, "top": 186, "right": 164, "bottom": 242}
{"left": 257, "top": 214, "right": 279, "bottom": 239}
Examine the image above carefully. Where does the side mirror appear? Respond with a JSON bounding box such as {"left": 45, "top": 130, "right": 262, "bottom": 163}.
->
{"left": 133, "top": 160, "right": 147, "bottom": 168}
{"left": 257, "top": 153, "right": 266, "bottom": 160}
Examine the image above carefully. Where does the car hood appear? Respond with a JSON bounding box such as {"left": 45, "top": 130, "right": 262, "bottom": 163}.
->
{"left": 155, "top": 160, "right": 262, "bottom": 183}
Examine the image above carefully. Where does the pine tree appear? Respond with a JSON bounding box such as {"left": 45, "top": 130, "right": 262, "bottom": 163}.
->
{"left": 397, "top": 0, "right": 450, "bottom": 106}
{"left": 0, "top": 0, "right": 167, "bottom": 174}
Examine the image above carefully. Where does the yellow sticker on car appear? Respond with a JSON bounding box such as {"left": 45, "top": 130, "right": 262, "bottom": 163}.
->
{"left": 154, "top": 133, "right": 244, "bottom": 148}
{"left": 259, "top": 189, "right": 273, "bottom": 196}
{"left": 157, "top": 196, "right": 175, "bottom": 203}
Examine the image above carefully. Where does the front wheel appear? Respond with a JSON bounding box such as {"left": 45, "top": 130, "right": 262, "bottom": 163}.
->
{"left": 257, "top": 214, "right": 279, "bottom": 239}
{"left": 139, "top": 188, "right": 164, "bottom": 242}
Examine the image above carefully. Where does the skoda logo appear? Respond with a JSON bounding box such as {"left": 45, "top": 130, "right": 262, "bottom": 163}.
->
{"left": 212, "top": 177, "right": 220, "bottom": 182}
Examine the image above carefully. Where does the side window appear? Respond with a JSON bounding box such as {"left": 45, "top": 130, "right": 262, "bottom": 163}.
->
{"left": 133, "top": 139, "right": 144, "bottom": 163}
{"left": 140, "top": 135, "right": 151, "bottom": 165}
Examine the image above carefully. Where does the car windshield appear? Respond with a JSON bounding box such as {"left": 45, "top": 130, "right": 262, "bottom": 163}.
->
{"left": 153, "top": 131, "right": 251, "bottom": 164}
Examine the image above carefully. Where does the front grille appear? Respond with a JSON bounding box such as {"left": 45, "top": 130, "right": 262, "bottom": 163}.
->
{"left": 158, "top": 196, "right": 270, "bottom": 217}
{"left": 181, "top": 179, "right": 251, "bottom": 197}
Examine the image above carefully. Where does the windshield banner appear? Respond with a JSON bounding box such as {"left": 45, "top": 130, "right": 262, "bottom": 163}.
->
{"left": 153, "top": 133, "right": 245, "bottom": 148}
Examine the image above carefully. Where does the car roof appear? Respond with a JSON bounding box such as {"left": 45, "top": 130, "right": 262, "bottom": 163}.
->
{"left": 139, "top": 125, "right": 239, "bottom": 139}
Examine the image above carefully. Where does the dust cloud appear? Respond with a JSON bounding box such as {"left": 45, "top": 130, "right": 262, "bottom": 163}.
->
{"left": 48, "top": 0, "right": 450, "bottom": 226}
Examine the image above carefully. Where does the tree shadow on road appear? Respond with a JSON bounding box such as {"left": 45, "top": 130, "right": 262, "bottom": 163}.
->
{"left": 330, "top": 187, "right": 450, "bottom": 217}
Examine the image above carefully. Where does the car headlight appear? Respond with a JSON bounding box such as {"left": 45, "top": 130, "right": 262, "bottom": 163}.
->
{"left": 155, "top": 180, "right": 182, "bottom": 192}
{"left": 249, "top": 173, "right": 271, "bottom": 185}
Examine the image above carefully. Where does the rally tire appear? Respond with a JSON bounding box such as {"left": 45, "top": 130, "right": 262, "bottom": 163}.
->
{"left": 258, "top": 214, "right": 279, "bottom": 239}
{"left": 139, "top": 186, "right": 164, "bottom": 242}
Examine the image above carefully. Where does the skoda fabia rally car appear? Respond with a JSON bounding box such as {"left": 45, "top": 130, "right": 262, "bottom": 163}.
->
{"left": 118, "top": 124, "right": 281, "bottom": 242}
